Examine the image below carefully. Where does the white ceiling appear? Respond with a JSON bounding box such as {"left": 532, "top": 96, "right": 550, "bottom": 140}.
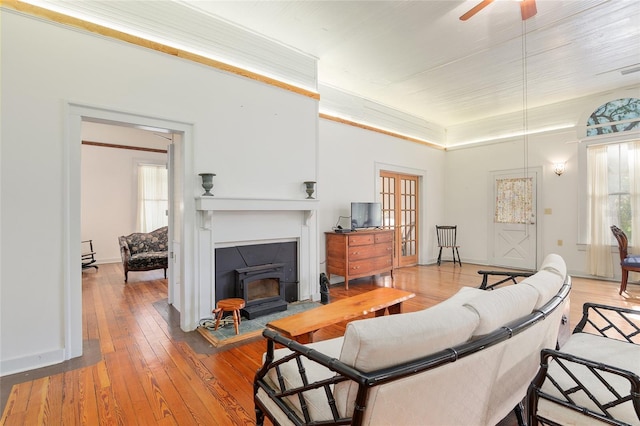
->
{"left": 23, "top": 0, "right": 640, "bottom": 129}
{"left": 180, "top": 0, "right": 640, "bottom": 127}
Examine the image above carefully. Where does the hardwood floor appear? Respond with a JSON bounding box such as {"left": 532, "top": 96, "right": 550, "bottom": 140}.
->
{"left": 1, "top": 262, "right": 638, "bottom": 425}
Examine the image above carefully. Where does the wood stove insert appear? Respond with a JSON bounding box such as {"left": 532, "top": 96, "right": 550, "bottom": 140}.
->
{"left": 236, "top": 263, "right": 287, "bottom": 319}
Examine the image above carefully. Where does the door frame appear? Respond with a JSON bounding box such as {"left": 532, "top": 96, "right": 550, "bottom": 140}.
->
{"left": 375, "top": 162, "right": 427, "bottom": 265}
{"left": 487, "top": 167, "right": 543, "bottom": 270}
{"left": 66, "top": 102, "right": 196, "bottom": 359}
{"left": 380, "top": 170, "right": 419, "bottom": 267}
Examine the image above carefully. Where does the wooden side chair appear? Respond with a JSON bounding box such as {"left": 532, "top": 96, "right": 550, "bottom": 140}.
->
{"left": 610, "top": 225, "right": 640, "bottom": 294}
{"left": 436, "top": 225, "right": 461, "bottom": 266}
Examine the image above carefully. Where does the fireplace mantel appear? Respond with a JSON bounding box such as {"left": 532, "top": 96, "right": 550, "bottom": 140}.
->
{"left": 195, "top": 196, "right": 320, "bottom": 321}
{"left": 196, "top": 196, "right": 318, "bottom": 212}
{"left": 196, "top": 197, "right": 318, "bottom": 226}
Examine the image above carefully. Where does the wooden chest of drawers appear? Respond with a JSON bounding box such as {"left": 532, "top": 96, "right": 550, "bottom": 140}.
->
{"left": 325, "top": 229, "right": 394, "bottom": 289}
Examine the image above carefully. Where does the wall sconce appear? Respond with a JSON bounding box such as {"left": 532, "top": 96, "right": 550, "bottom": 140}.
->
{"left": 553, "top": 162, "right": 566, "bottom": 176}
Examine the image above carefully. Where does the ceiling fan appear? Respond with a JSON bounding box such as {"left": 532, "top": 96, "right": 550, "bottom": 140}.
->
{"left": 460, "top": 0, "right": 537, "bottom": 21}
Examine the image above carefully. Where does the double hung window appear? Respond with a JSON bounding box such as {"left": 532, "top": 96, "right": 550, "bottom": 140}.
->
{"left": 583, "top": 98, "right": 640, "bottom": 276}
{"left": 137, "top": 163, "right": 168, "bottom": 233}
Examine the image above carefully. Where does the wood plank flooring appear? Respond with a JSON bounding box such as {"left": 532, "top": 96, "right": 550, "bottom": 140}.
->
{"left": 1, "top": 262, "right": 638, "bottom": 425}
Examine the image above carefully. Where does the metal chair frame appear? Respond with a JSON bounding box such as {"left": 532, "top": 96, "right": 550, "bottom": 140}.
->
{"left": 527, "top": 303, "right": 640, "bottom": 426}
{"left": 477, "top": 270, "right": 534, "bottom": 290}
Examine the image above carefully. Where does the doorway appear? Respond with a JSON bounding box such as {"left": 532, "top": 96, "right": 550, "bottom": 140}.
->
{"left": 380, "top": 171, "right": 419, "bottom": 267}
{"left": 66, "top": 103, "right": 195, "bottom": 360}
{"left": 80, "top": 122, "right": 184, "bottom": 308}
{"left": 81, "top": 125, "right": 168, "bottom": 257}
{"left": 489, "top": 168, "right": 540, "bottom": 270}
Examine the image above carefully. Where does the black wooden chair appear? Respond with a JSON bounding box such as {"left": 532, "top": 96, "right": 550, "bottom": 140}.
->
{"left": 436, "top": 225, "right": 461, "bottom": 266}
{"left": 82, "top": 240, "right": 98, "bottom": 270}
{"left": 610, "top": 225, "right": 640, "bottom": 295}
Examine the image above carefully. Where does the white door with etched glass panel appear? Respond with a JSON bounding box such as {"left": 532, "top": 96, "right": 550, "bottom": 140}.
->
{"left": 491, "top": 171, "right": 537, "bottom": 270}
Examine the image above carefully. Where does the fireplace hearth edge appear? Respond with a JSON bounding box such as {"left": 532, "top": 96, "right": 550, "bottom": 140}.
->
{"left": 242, "top": 298, "right": 288, "bottom": 319}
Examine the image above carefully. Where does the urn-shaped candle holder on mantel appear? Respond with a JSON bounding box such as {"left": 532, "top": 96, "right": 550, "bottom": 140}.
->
{"left": 199, "top": 173, "right": 216, "bottom": 196}
{"left": 303, "top": 181, "right": 316, "bottom": 199}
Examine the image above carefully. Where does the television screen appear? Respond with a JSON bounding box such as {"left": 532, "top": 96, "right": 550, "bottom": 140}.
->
{"left": 351, "top": 202, "right": 382, "bottom": 230}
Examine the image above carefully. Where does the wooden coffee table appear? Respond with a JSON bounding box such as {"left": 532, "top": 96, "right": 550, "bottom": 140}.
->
{"left": 266, "top": 287, "right": 415, "bottom": 343}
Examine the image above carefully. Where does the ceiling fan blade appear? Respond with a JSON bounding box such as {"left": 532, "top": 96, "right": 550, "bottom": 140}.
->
{"left": 520, "top": 0, "right": 537, "bottom": 20}
{"left": 459, "top": 0, "right": 494, "bottom": 21}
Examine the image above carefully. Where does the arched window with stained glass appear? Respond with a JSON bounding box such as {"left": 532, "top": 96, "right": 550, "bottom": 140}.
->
{"left": 586, "top": 97, "right": 640, "bottom": 136}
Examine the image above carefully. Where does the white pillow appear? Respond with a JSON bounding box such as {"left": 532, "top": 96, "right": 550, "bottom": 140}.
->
{"left": 339, "top": 304, "right": 480, "bottom": 372}
{"left": 464, "top": 284, "right": 539, "bottom": 336}
{"left": 436, "top": 286, "right": 485, "bottom": 308}
{"left": 336, "top": 305, "right": 480, "bottom": 417}
{"left": 521, "top": 270, "right": 564, "bottom": 309}
{"left": 539, "top": 253, "right": 567, "bottom": 279}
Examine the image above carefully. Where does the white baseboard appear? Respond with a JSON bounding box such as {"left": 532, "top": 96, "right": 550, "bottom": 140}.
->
{"left": 1, "top": 348, "right": 65, "bottom": 376}
{"left": 96, "top": 257, "right": 120, "bottom": 264}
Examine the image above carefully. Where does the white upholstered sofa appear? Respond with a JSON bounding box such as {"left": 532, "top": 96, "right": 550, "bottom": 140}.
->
{"left": 254, "top": 254, "right": 571, "bottom": 425}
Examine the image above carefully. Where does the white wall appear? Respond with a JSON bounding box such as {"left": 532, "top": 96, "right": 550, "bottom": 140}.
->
{"left": 81, "top": 122, "right": 169, "bottom": 264}
{"left": 318, "top": 118, "right": 446, "bottom": 270}
{"left": 445, "top": 86, "right": 639, "bottom": 280}
{"left": 2, "top": 7, "right": 635, "bottom": 376}
{"left": 445, "top": 131, "right": 578, "bottom": 266}
{"left": 0, "top": 10, "right": 317, "bottom": 374}
{"left": 444, "top": 121, "right": 624, "bottom": 279}
{"left": 81, "top": 143, "right": 167, "bottom": 264}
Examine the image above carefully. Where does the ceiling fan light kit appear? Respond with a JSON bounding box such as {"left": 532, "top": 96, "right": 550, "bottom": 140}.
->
{"left": 460, "top": 0, "right": 537, "bottom": 21}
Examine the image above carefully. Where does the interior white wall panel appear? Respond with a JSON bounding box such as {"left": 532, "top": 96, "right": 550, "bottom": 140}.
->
{"left": 0, "top": 10, "right": 317, "bottom": 375}
{"left": 26, "top": 0, "right": 318, "bottom": 91}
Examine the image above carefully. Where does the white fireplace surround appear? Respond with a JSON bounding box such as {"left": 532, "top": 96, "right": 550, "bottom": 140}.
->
{"left": 196, "top": 197, "right": 319, "bottom": 321}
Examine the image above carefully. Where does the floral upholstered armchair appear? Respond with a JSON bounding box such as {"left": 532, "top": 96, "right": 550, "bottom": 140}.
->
{"left": 118, "top": 226, "right": 168, "bottom": 282}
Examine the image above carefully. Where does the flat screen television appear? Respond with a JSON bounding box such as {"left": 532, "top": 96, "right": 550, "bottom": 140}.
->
{"left": 351, "top": 202, "right": 382, "bottom": 230}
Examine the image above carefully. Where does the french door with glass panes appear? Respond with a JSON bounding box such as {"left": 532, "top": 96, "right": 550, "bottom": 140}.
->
{"left": 380, "top": 171, "right": 419, "bottom": 267}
